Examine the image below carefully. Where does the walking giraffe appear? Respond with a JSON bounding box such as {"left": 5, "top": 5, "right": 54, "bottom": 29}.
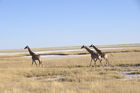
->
{"left": 24, "top": 45, "right": 43, "bottom": 66}
{"left": 89, "top": 44, "right": 109, "bottom": 65}
{"left": 81, "top": 45, "right": 102, "bottom": 67}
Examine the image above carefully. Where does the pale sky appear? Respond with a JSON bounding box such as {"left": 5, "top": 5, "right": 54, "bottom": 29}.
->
{"left": 0, "top": 0, "right": 140, "bottom": 49}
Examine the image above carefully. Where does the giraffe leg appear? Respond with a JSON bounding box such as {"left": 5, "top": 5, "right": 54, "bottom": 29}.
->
{"left": 99, "top": 58, "right": 103, "bottom": 66}
{"left": 103, "top": 55, "right": 109, "bottom": 66}
{"left": 32, "top": 60, "right": 35, "bottom": 66}
{"left": 32, "top": 60, "right": 34, "bottom": 65}
{"left": 98, "top": 56, "right": 103, "bottom": 66}
{"left": 105, "top": 58, "right": 109, "bottom": 66}
{"left": 32, "top": 60, "right": 37, "bottom": 66}
{"left": 38, "top": 59, "right": 43, "bottom": 67}
{"left": 34, "top": 60, "right": 38, "bottom": 66}
{"left": 89, "top": 58, "right": 93, "bottom": 67}
{"left": 93, "top": 59, "right": 97, "bottom": 68}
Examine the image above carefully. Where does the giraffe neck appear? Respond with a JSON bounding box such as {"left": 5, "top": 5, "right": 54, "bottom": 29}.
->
{"left": 27, "top": 47, "right": 34, "bottom": 56}
{"left": 92, "top": 46, "right": 102, "bottom": 54}
{"left": 92, "top": 46, "right": 99, "bottom": 51}
{"left": 84, "top": 47, "right": 93, "bottom": 54}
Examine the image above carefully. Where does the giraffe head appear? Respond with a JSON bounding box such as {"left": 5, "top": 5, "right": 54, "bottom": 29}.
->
{"left": 81, "top": 45, "right": 85, "bottom": 49}
{"left": 24, "top": 45, "right": 29, "bottom": 49}
{"left": 89, "top": 44, "right": 94, "bottom": 47}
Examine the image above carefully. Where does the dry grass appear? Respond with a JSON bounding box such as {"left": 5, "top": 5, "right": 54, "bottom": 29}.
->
{"left": 0, "top": 47, "right": 140, "bottom": 93}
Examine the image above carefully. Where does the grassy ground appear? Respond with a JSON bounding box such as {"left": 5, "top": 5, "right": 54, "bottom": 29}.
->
{"left": 0, "top": 47, "right": 140, "bottom": 93}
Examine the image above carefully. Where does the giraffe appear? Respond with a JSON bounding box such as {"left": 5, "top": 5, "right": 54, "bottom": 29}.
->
{"left": 24, "top": 45, "right": 43, "bottom": 67}
{"left": 81, "top": 45, "right": 102, "bottom": 67}
{"left": 89, "top": 44, "right": 109, "bottom": 65}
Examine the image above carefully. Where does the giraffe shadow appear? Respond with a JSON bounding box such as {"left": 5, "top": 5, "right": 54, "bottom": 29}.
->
{"left": 44, "top": 65, "right": 88, "bottom": 69}
{"left": 71, "top": 65, "right": 88, "bottom": 68}
{"left": 68, "top": 65, "right": 107, "bottom": 68}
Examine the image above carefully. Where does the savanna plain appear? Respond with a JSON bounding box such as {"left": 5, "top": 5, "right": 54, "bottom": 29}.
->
{"left": 0, "top": 44, "right": 140, "bottom": 93}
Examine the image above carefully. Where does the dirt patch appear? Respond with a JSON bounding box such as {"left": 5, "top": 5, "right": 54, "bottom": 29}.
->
{"left": 117, "top": 64, "right": 140, "bottom": 67}
{"left": 28, "top": 75, "right": 65, "bottom": 81}
{"left": 117, "top": 71, "right": 140, "bottom": 80}
{"left": 45, "top": 75, "right": 65, "bottom": 81}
